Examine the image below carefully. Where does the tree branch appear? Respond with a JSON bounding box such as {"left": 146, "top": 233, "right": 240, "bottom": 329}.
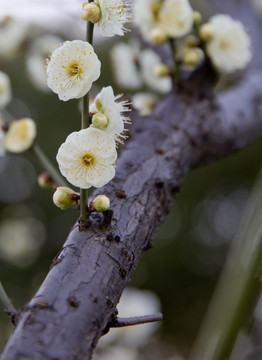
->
{"left": 1, "top": 60, "right": 262, "bottom": 360}
{"left": 2, "top": 1, "right": 262, "bottom": 359}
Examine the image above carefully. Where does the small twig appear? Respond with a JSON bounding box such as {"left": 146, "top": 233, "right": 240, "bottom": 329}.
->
{"left": 32, "top": 143, "right": 67, "bottom": 187}
{"left": 111, "top": 313, "right": 163, "bottom": 328}
{"left": 169, "top": 38, "right": 181, "bottom": 84}
{"left": 0, "top": 281, "right": 16, "bottom": 313}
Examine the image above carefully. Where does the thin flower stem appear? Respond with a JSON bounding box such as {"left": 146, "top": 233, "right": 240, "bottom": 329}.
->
{"left": 32, "top": 143, "right": 67, "bottom": 187}
{"left": 169, "top": 39, "right": 181, "bottom": 84}
{"left": 80, "top": 20, "right": 94, "bottom": 221}
{"left": 0, "top": 281, "right": 16, "bottom": 313}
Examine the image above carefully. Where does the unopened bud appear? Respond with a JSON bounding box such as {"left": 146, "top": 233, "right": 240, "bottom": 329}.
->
{"left": 53, "top": 187, "right": 79, "bottom": 210}
{"left": 199, "top": 23, "right": 215, "bottom": 42}
{"left": 150, "top": 28, "right": 167, "bottom": 44}
{"left": 82, "top": 2, "right": 101, "bottom": 23}
{"left": 92, "top": 195, "right": 110, "bottom": 212}
{"left": 38, "top": 172, "right": 53, "bottom": 188}
{"left": 183, "top": 48, "right": 204, "bottom": 66}
{"left": 92, "top": 112, "right": 108, "bottom": 130}
{"left": 193, "top": 11, "right": 202, "bottom": 26}
{"left": 185, "top": 35, "right": 200, "bottom": 48}
{"left": 153, "top": 64, "right": 169, "bottom": 77}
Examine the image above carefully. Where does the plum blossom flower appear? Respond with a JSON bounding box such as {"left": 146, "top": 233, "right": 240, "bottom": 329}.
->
{"left": 206, "top": 14, "right": 252, "bottom": 73}
{"left": 90, "top": 86, "right": 130, "bottom": 143}
{"left": 4, "top": 118, "right": 36, "bottom": 153}
{"left": 0, "top": 215, "right": 45, "bottom": 267}
{"left": 133, "top": 0, "right": 162, "bottom": 42}
{"left": 93, "top": 0, "right": 132, "bottom": 37}
{"left": 110, "top": 41, "right": 142, "bottom": 90}
{"left": 158, "top": 0, "right": 193, "bottom": 38}
{"left": 26, "top": 34, "right": 63, "bottom": 92}
{"left": 56, "top": 127, "right": 117, "bottom": 189}
{"left": 46, "top": 40, "right": 101, "bottom": 101}
{"left": 139, "top": 49, "right": 172, "bottom": 94}
{"left": 0, "top": 16, "right": 29, "bottom": 59}
{"left": 0, "top": 71, "right": 12, "bottom": 108}
{"left": 132, "top": 92, "right": 157, "bottom": 116}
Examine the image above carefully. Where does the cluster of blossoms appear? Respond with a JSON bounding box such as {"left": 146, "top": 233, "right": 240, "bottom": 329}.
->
{"left": 46, "top": 1, "right": 131, "bottom": 213}
{"left": 132, "top": 0, "right": 252, "bottom": 74}
{"left": 134, "top": 0, "right": 194, "bottom": 43}
{"left": 54, "top": 83, "right": 130, "bottom": 190}
{"left": 108, "top": 0, "right": 252, "bottom": 117}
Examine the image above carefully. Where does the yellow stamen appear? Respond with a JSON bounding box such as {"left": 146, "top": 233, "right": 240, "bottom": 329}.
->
{"left": 81, "top": 153, "right": 95, "bottom": 167}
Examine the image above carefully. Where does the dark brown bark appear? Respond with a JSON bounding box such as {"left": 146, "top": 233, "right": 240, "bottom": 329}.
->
{"left": 2, "top": 1, "right": 262, "bottom": 359}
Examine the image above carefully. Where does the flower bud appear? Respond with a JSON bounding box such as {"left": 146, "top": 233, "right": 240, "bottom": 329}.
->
{"left": 152, "top": 64, "right": 169, "bottom": 77}
{"left": 92, "top": 112, "right": 108, "bottom": 130}
{"left": 199, "top": 23, "right": 215, "bottom": 42}
{"left": 82, "top": 2, "right": 101, "bottom": 23}
{"left": 183, "top": 48, "right": 204, "bottom": 66}
{"left": 53, "top": 187, "right": 79, "bottom": 210}
{"left": 37, "top": 172, "right": 53, "bottom": 188}
{"left": 193, "top": 11, "right": 202, "bottom": 26}
{"left": 92, "top": 195, "right": 110, "bottom": 212}
{"left": 150, "top": 28, "right": 167, "bottom": 44}
{"left": 185, "top": 35, "right": 200, "bottom": 48}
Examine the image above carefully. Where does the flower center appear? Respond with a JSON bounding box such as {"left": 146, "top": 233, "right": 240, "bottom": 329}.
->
{"left": 81, "top": 153, "right": 95, "bottom": 167}
{"left": 67, "top": 63, "right": 81, "bottom": 77}
{"left": 219, "top": 38, "right": 232, "bottom": 50}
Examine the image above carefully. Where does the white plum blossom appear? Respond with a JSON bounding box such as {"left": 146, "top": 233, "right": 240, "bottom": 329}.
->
{"left": 93, "top": 0, "right": 132, "bottom": 37}
{"left": 4, "top": 118, "right": 36, "bottom": 153}
{"left": 0, "top": 216, "right": 45, "bottom": 267}
{"left": 90, "top": 86, "right": 130, "bottom": 143}
{"left": 158, "top": 0, "right": 193, "bottom": 38}
{"left": 26, "top": 34, "right": 63, "bottom": 92}
{"left": 206, "top": 14, "right": 252, "bottom": 73}
{"left": 56, "top": 127, "right": 117, "bottom": 189}
{"left": 132, "top": 92, "right": 158, "bottom": 116}
{"left": 46, "top": 40, "right": 101, "bottom": 101}
{"left": 139, "top": 49, "right": 172, "bottom": 94}
{"left": 0, "top": 16, "right": 29, "bottom": 59}
{"left": 110, "top": 41, "right": 142, "bottom": 90}
{"left": 0, "top": 71, "right": 12, "bottom": 108}
{"left": 133, "top": 0, "right": 162, "bottom": 42}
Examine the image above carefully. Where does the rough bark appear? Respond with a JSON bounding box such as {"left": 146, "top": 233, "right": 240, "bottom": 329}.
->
{"left": 2, "top": 1, "right": 262, "bottom": 359}
{"left": 1, "top": 61, "right": 262, "bottom": 360}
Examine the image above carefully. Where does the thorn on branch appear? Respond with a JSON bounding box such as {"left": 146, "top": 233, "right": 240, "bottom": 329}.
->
{"left": 102, "top": 312, "right": 163, "bottom": 335}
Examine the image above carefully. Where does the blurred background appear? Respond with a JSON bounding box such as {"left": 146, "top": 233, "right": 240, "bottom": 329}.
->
{"left": 0, "top": 0, "right": 262, "bottom": 359}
